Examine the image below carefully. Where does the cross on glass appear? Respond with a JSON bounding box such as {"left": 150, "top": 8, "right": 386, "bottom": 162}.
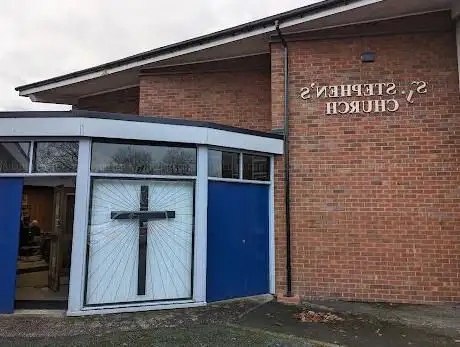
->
{"left": 110, "top": 185, "right": 175, "bottom": 295}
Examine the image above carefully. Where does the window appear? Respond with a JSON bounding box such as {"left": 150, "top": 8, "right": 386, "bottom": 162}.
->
{"left": 0, "top": 142, "right": 30, "bottom": 173}
{"left": 91, "top": 142, "right": 197, "bottom": 176}
{"left": 208, "top": 150, "right": 239, "bottom": 179}
{"left": 243, "top": 154, "right": 270, "bottom": 181}
{"left": 33, "top": 142, "right": 79, "bottom": 173}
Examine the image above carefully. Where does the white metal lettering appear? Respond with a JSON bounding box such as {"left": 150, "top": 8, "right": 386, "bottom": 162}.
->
{"left": 298, "top": 81, "right": 427, "bottom": 115}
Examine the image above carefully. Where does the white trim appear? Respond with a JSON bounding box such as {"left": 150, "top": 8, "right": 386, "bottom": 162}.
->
{"left": 27, "top": 141, "right": 34, "bottom": 174}
{"left": 194, "top": 146, "right": 208, "bottom": 303}
{"left": 19, "top": 0, "right": 381, "bottom": 96}
{"left": 0, "top": 118, "right": 82, "bottom": 137}
{"left": 0, "top": 173, "right": 77, "bottom": 178}
{"left": 239, "top": 151, "right": 244, "bottom": 179}
{"left": 82, "top": 117, "right": 207, "bottom": 143}
{"left": 208, "top": 146, "right": 276, "bottom": 157}
{"left": 268, "top": 156, "right": 275, "bottom": 294}
{"left": 208, "top": 177, "right": 270, "bottom": 185}
{"left": 0, "top": 136, "right": 82, "bottom": 142}
{"left": 0, "top": 117, "right": 283, "bottom": 155}
{"left": 69, "top": 301, "right": 205, "bottom": 316}
{"left": 81, "top": 299, "right": 195, "bottom": 311}
{"left": 206, "top": 128, "right": 282, "bottom": 154}
{"left": 67, "top": 139, "right": 91, "bottom": 315}
{"left": 90, "top": 173, "right": 197, "bottom": 180}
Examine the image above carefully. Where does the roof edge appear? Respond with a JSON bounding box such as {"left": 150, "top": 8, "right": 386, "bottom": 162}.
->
{"left": 0, "top": 110, "right": 284, "bottom": 140}
{"left": 15, "top": 0, "right": 366, "bottom": 93}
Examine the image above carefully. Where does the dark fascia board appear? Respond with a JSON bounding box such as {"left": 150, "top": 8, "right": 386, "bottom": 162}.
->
{"left": 0, "top": 110, "right": 284, "bottom": 140}
{"left": 15, "top": 0, "right": 361, "bottom": 92}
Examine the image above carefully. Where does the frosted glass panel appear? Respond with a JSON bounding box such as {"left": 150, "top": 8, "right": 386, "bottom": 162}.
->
{"left": 85, "top": 178, "right": 194, "bottom": 305}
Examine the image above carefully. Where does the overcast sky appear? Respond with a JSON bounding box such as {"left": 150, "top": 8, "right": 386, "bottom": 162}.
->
{"left": 0, "top": 0, "right": 320, "bottom": 112}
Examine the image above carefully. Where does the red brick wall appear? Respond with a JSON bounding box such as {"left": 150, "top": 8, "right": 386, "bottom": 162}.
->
{"left": 272, "top": 28, "right": 460, "bottom": 303}
{"left": 139, "top": 57, "right": 272, "bottom": 132}
{"left": 77, "top": 87, "right": 139, "bottom": 114}
{"left": 70, "top": 13, "right": 459, "bottom": 304}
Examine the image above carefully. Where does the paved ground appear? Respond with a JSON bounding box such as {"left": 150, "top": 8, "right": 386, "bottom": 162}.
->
{"left": 240, "top": 301, "right": 460, "bottom": 347}
{"left": 0, "top": 300, "right": 261, "bottom": 339}
{"left": 0, "top": 297, "right": 459, "bottom": 346}
{"left": 303, "top": 299, "right": 460, "bottom": 338}
{"left": 0, "top": 299, "right": 316, "bottom": 347}
{"left": 0, "top": 325, "right": 314, "bottom": 347}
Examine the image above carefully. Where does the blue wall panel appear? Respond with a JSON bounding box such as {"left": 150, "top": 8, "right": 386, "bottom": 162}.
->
{"left": 207, "top": 181, "right": 269, "bottom": 302}
{"left": 0, "top": 178, "right": 23, "bottom": 313}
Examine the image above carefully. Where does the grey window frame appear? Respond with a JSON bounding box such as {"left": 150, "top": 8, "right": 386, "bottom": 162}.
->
{"left": 0, "top": 138, "right": 78, "bottom": 177}
{"left": 208, "top": 149, "right": 241, "bottom": 179}
{"left": 207, "top": 147, "right": 271, "bottom": 185}
{"left": 33, "top": 141, "right": 80, "bottom": 174}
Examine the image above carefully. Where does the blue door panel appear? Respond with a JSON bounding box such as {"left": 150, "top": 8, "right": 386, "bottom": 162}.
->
{"left": 244, "top": 186, "right": 269, "bottom": 297}
{"left": 0, "top": 178, "right": 23, "bottom": 313}
{"left": 207, "top": 181, "right": 269, "bottom": 302}
{"left": 206, "top": 182, "right": 246, "bottom": 301}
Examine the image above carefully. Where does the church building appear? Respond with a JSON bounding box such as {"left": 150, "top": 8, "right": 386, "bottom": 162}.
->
{"left": 0, "top": 0, "right": 459, "bottom": 315}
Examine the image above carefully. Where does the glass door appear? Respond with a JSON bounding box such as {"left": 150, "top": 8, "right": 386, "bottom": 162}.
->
{"left": 48, "top": 185, "right": 66, "bottom": 292}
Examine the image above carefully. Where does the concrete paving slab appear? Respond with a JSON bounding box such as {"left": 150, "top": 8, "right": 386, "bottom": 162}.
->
{"left": 303, "top": 299, "right": 460, "bottom": 338}
{"left": 238, "top": 301, "right": 459, "bottom": 347}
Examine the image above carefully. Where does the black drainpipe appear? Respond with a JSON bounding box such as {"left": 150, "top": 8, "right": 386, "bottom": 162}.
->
{"left": 275, "top": 20, "right": 292, "bottom": 298}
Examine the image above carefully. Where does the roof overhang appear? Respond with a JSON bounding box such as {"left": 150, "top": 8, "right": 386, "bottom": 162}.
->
{"left": 0, "top": 111, "right": 284, "bottom": 154}
{"left": 16, "top": 0, "right": 454, "bottom": 105}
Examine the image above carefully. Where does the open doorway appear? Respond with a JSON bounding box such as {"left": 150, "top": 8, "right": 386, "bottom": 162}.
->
{"left": 15, "top": 177, "right": 76, "bottom": 309}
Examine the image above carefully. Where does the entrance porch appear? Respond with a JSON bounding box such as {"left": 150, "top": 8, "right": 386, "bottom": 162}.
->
{"left": 0, "top": 111, "right": 283, "bottom": 315}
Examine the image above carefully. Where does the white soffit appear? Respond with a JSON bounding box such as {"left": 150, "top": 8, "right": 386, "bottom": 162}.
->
{"left": 18, "top": 0, "right": 382, "bottom": 102}
{"left": 17, "top": 0, "right": 454, "bottom": 103}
